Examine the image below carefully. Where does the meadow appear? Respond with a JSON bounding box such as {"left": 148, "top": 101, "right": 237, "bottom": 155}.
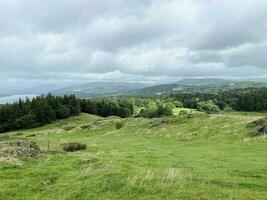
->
{"left": 0, "top": 112, "right": 267, "bottom": 199}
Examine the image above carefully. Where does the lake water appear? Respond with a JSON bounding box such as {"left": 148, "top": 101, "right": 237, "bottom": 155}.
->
{"left": 0, "top": 94, "right": 37, "bottom": 104}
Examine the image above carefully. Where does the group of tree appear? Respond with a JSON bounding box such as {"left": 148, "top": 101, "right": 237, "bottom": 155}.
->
{"left": 171, "top": 87, "right": 267, "bottom": 112}
{"left": 2, "top": 87, "right": 266, "bottom": 133}
{"left": 197, "top": 101, "right": 220, "bottom": 114}
{"left": 138, "top": 100, "right": 176, "bottom": 118}
{"left": 0, "top": 94, "right": 80, "bottom": 133}
{"left": 80, "top": 97, "right": 179, "bottom": 118}
{"left": 80, "top": 98, "right": 134, "bottom": 118}
{"left": 233, "top": 88, "right": 267, "bottom": 111}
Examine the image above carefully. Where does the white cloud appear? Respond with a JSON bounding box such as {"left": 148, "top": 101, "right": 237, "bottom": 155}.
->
{"left": 0, "top": 0, "right": 267, "bottom": 91}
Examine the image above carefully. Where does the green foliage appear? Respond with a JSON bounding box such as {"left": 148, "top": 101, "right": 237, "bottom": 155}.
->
{"left": 139, "top": 101, "right": 174, "bottom": 118}
{"left": 15, "top": 114, "right": 37, "bottom": 129}
{"left": 197, "top": 101, "right": 220, "bottom": 114}
{"left": 32, "top": 101, "right": 56, "bottom": 123}
{"left": 171, "top": 88, "right": 267, "bottom": 112}
{"left": 63, "top": 142, "right": 87, "bottom": 152}
{"left": 129, "top": 80, "right": 267, "bottom": 97}
{"left": 80, "top": 98, "right": 134, "bottom": 118}
{"left": 179, "top": 110, "right": 193, "bottom": 118}
{"left": 115, "top": 121, "right": 124, "bottom": 129}
{"left": 233, "top": 88, "right": 267, "bottom": 111}
{"left": 55, "top": 105, "right": 71, "bottom": 119}
{"left": 0, "top": 94, "right": 80, "bottom": 133}
{"left": 173, "top": 100, "right": 183, "bottom": 108}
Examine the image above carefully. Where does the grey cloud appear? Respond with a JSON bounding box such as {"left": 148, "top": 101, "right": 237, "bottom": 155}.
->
{"left": 223, "top": 42, "right": 267, "bottom": 68}
{"left": 192, "top": 0, "right": 267, "bottom": 50}
{"left": 0, "top": 0, "right": 267, "bottom": 91}
{"left": 0, "top": 0, "right": 153, "bottom": 35}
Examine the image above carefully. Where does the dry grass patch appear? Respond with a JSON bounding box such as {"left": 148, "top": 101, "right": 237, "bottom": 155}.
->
{"left": 0, "top": 140, "right": 42, "bottom": 165}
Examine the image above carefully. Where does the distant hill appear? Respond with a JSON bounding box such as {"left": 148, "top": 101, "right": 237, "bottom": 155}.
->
{"left": 0, "top": 83, "right": 70, "bottom": 97}
{"left": 51, "top": 82, "right": 150, "bottom": 98}
{"left": 128, "top": 80, "right": 267, "bottom": 96}
{"left": 176, "top": 78, "right": 234, "bottom": 86}
{"left": 226, "top": 81, "right": 267, "bottom": 88}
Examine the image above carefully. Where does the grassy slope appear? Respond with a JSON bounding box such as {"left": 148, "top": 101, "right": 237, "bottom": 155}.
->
{"left": 0, "top": 112, "right": 267, "bottom": 200}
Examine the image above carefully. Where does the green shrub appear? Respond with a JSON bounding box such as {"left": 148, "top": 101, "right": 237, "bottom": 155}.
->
{"left": 179, "top": 110, "right": 193, "bottom": 118}
{"left": 63, "top": 142, "right": 87, "bottom": 152}
{"left": 115, "top": 121, "right": 124, "bottom": 129}
{"left": 197, "top": 101, "right": 220, "bottom": 114}
{"left": 27, "top": 133, "right": 37, "bottom": 137}
{"left": 138, "top": 103, "right": 173, "bottom": 118}
{"left": 63, "top": 126, "right": 75, "bottom": 131}
{"left": 158, "top": 103, "right": 174, "bottom": 117}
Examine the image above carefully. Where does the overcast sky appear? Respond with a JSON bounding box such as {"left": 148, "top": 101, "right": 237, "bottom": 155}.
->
{"left": 1, "top": 0, "right": 267, "bottom": 92}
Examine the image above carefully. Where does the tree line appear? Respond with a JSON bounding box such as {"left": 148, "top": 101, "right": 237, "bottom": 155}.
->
{"left": 1, "top": 87, "right": 266, "bottom": 133}
{"left": 0, "top": 94, "right": 80, "bottom": 133}
{"left": 0, "top": 95, "right": 135, "bottom": 133}
{"left": 171, "top": 88, "right": 267, "bottom": 112}
{"left": 80, "top": 98, "right": 134, "bottom": 118}
{"left": 233, "top": 88, "right": 267, "bottom": 111}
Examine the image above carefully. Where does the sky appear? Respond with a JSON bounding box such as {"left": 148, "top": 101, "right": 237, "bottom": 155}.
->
{"left": 0, "top": 0, "right": 267, "bottom": 93}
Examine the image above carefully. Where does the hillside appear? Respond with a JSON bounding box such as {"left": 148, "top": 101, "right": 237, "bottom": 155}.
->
{"left": 52, "top": 82, "right": 150, "bottom": 98}
{"left": 0, "top": 83, "right": 70, "bottom": 97}
{"left": 128, "top": 83, "right": 219, "bottom": 96}
{"left": 227, "top": 81, "right": 267, "bottom": 88}
{"left": 1, "top": 112, "right": 267, "bottom": 199}
{"left": 129, "top": 80, "right": 267, "bottom": 96}
{"left": 176, "top": 78, "right": 234, "bottom": 86}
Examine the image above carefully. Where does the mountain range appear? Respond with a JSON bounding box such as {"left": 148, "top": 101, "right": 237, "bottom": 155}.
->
{"left": 51, "top": 82, "right": 151, "bottom": 98}
{"left": 176, "top": 78, "right": 234, "bottom": 86}
{"left": 128, "top": 79, "right": 267, "bottom": 96}
{"left": 1, "top": 78, "right": 267, "bottom": 99}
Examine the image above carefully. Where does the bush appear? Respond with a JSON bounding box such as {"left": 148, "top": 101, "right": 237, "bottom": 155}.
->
{"left": 179, "top": 110, "right": 193, "bottom": 118}
{"left": 197, "top": 101, "right": 220, "bottom": 114}
{"left": 63, "top": 126, "right": 75, "bottom": 131}
{"left": 139, "top": 103, "right": 173, "bottom": 118}
{"left": 63, "top": 142, "right": 87, "bottom": 152}
{"left": 115, "top": 121, "right": 124, "bottom": 129}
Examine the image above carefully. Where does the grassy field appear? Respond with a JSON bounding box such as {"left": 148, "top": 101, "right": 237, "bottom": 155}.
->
{"left": 0, "top": 112, "right": 267, "bottom": 199}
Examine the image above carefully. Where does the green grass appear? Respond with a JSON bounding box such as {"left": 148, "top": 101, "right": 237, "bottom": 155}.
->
{"left": 172, "top": 107, "right": 198, "bottom": 116}
{"left": 0, "top": 112, "right": 267, "bottom": 199}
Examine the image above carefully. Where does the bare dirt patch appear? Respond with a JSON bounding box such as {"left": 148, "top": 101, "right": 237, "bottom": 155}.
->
{"left": 0, "top": 140, "right": 42, "bottom": 165}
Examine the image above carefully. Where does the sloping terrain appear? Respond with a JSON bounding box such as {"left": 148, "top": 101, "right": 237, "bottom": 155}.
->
{"left": 128, "top": 81, "right": 267, "bottom": 96}
{"left": 0, "top": 112, "right": 267, "bottom": 199}
{"left": 51, "top": 82, "right": 150, "bottom": 98}
{"left": 176, "top": 78, "right": 234, "bottom": 86}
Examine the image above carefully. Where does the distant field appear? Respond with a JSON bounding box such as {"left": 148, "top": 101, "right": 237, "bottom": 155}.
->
{"left": 0, "top": 112, "right": 267, "bottom": 199}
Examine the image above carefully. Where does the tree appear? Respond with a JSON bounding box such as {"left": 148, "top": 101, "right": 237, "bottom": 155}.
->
{"left": 56, "top": 105, "right": 71, "bottom": 119}
{"left": 0, "top": 94, "right": 81, "bottom": 134}
{"left": 33, "top": 101, "right": 56, "bottom": 123}
{"left": 197, "top": 101, "right": 220, "bottom": 114}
